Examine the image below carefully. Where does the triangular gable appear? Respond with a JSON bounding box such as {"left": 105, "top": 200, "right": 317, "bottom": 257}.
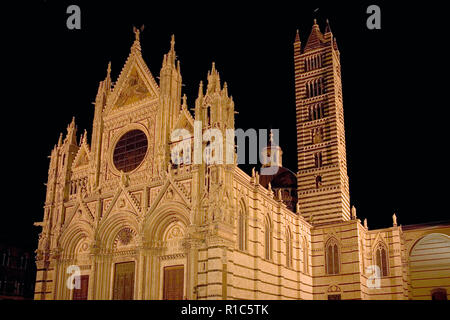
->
{"left": 101, "top": 186, "right": 142, "bottom": 222}
{"left": 372, "top": 232, "right": 388, "bottom": 250}
{"left": 104, "top": 48, "right": 160, "bottom": 115}
{"left": 145, "top": 173, "right": 191, "bottom": 218}
{"left": 62, "top": 199, "right": 94, "bottom": 233}
{"left": 173, "top": 106, "right": 194, "bottom": 133}
{"left": 72, "top": 142, "right": 90, "bottom": 169}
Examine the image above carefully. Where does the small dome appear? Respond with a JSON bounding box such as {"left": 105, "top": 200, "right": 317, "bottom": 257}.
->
{"left": 260, "top": 166, "right": 298, "bottom": 213}
{"left": 260, "top": 167, "right": 297, "bottom": 189}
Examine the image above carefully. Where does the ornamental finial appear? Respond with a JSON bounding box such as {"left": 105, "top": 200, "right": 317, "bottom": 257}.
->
{"left": 133, "top": 26, "right": 140, "bottom": 41}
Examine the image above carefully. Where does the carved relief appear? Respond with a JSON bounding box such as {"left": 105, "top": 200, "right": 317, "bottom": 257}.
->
{"left": 116, "top": 228, "right": 135, "bottom": 246}
{"left": 116, "top": 68, "right": 152, "bottom": 108}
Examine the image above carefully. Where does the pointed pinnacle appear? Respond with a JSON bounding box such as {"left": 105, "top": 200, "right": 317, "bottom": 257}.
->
{"left": 170, "top": 34, "right": 175, "bottom": 51}
{"left": 58, "top": 133, "right": 63, "bottom": 146}
{"left": 325, "top": 19, "right": 331, "bottom": 33}
{"left": 105, "top": 62, "right": 112, "bottom": 90}
{"left": 69, "top": 116, "right": 75, "bottom": 129}
{"left": 223, "top": 81, "right": 228, "bottom": 96}
{"left": 198, "top": 81, "right": 204, "bottom": 97}
{"left": 83, "top": 129, "right": 88, "bottom": 143}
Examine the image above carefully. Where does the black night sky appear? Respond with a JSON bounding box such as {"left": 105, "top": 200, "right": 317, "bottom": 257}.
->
{"left": 1, "top": 1, "right": 448, "bottom": 251}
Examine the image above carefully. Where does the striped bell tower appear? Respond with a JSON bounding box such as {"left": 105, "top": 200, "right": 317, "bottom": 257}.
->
{"left": 294, "top": 19, "right": 350, "bottom": 224}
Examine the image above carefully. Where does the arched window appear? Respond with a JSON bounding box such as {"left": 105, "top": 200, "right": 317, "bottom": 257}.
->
{"left": 286, "top": 227, "right": 293, "bottom": 267}
{"left": 374, "top": 242, "right": 389, "bottom": 277}
{"left": 206, "top": 106, "right": 211, "bottom": 126}
{"left": 314, "top": 152, "right": 322, "bottom": 168}
{"left": 431, "top": 288, "right": 447, "bottom": 300}
{"left": 315, "top": 175, "right": 322, "bottom": 188}
{"left": 326, "top": 238, "right": 340, "bottom": 275}
{"left": 303, "top": 238, "right": 309, "bottom": 274}
{"left": 238, "top": 203, "right": 247, "bottom": 251}
{"left": 313, "top": 127, "right": 323, "bottom": 144}
{"left": 264, "top": 217, "right": 272, "bottom": 260}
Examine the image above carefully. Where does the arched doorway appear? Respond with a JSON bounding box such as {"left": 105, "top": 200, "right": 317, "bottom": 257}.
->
{"left": 409, "top": 233, "right": 450, "bottom": 300}
{"left": 160, "top": 220, "right": 187, "bottom": 300}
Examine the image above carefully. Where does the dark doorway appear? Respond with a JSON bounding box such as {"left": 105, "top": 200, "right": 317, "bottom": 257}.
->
{"left": 163, "top": 265, "right": 184, "bottom": 300}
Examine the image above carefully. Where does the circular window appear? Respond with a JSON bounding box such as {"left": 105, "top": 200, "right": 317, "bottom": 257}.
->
{"left": 113, "top": 129, "right": 148, "bottom": 172}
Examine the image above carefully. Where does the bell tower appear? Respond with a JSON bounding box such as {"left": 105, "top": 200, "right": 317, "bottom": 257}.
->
{"left": 294, "top": 20, "right": 350, "bottom": 224}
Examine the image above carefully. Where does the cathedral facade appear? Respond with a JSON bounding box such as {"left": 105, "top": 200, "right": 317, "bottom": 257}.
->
{"left": 34, "top": 21, "right": 450, "bottom": 300}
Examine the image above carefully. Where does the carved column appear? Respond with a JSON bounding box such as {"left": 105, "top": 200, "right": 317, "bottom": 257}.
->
{"left": 184, "top": 235, "right": 201, "bottom": 300}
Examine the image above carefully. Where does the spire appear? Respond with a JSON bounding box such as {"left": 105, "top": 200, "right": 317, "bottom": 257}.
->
{"left": 68, "top": 116, "right": 75, "bottom": 131}
{"left": 294, "top": 29, "right": 302, "bottom": 66}
{"left": 195, "top": 81, "right": 204, "bottom": 120}
{"left": 170, "top": 34, "right": 175, "bottom": 52}
{"left": 58, "top": 133, "right": 63, "bottom": 147}
{"left": 161, "top": 34, "right": 177, "bottom": 69}
{"left": 198, "top": 80, "right": 204, "bottom": 98}
{"left": 304, "top": 19, "right": 325, "bottom": 52}
{"left": 168, "top": 34, "right": 176, "bottom": 66}
{"left": 106, "top": 61, "right": 111, "bottom": 80}
{"left": 325, "top": 19, "right": 331, "bottom": 33}
{"left": 261, "top": 129, "right": 282, "bottom": 168}
{"left": 222, "top": 81, "right": 228, "bottom": 96}
{"left": 333, "top": 37, "right": 339, "bottom": 51}
{"left": 206, "top": 62, "right": 221, "bottom": 93}
{"left": 66, "top": 117, "right": 77, "bottom": 145}
{"left": 182, "top": 94, "right": 187, "bottom": 108}
{"left": 104, "top": 61, "right": 112, "bottom": 92}
{"left": 82, "top": 129, "right": 88, "bottom": 145}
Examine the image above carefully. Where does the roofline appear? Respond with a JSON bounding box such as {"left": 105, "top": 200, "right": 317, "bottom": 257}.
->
{"left": 401, "top": 220, "right": 450, "bottom": 231}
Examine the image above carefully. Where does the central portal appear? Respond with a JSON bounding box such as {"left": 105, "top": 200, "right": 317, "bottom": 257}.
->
{"left": 113, "top": 261, "right": 135, "bottom": 300}
{"left": 163, "top": 265, "right": 184, "bottom": 300}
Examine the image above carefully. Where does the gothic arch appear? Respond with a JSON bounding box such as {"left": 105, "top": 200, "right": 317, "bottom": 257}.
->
{"left": 142, "top": 202, "right": 190, "bottom": 243}
{"left": 302, "top": 236, "right": 309, "bottom": 274}
{"left": 325, "top": 237, "right": 340, "bottom": 275}
{"left": 97, "top": 212, "right": 140, "bottom": 249}
{"left": 409, "top": 233, "right": 450, "bottom": 300}
{"left": 237, "top": 198, "right": 248, "bottom": 251}
{"left": 408, "top": 231, "right": 450, "bottom": 257}
{"left": 373, "top": 241, "right": 389, "bottom": 277}
{"left": 59, "top": 220, "right": 94, "bottom": 258}
{"left": 263, "top": 213, "right": 273, "bottom": 260}
{"left": 286, "top": 226, "right": 293, "bottom": 267}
